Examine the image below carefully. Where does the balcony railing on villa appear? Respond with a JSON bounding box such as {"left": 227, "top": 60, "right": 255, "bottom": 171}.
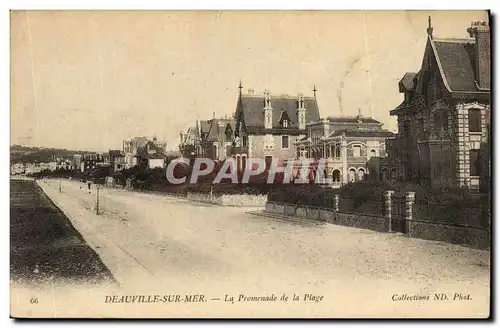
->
{"left": 231, "top": 146, "right": 249, "bottom": 155}
{"left": 347, "top": 156, "right": 368, "bottom": 162}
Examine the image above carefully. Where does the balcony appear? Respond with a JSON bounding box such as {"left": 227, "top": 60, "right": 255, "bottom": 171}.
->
{"left": 231, "top": 146, "right": 248, "bottom": 155}
{"left": 347, "top": 156, "right": 368, "bottom": 163}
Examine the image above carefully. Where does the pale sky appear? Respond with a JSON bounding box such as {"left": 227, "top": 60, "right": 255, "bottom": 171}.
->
{"left": 10, "top": 10, "right": 488, "bottom": 151}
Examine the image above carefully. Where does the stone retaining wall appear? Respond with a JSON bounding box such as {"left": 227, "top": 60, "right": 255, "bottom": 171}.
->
{"left": 408, "top": 221, "right": 490, "bottom": 250}
{"left": 187, "top": 192, "right": 266, "bottom": 206}
{"left": 265, "top": 201, "right": 387, "bottom": 230}
{"left": 330, "top": 212, "right": 389, "bottom": 233}
{"left": 219, "top": 194, "right": 267, "bottom": 206}
{"left": 265, "top": 201, "right": 488, "bottom": 249}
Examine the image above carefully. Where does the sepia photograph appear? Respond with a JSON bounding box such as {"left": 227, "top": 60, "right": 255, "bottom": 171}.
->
{"left": 9, "top": 10, "right": 491, "bottom": 318}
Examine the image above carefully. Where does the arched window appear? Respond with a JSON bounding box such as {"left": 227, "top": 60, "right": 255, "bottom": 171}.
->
{"left": 353, "top": 145, "right": 361, "bottom": 157}
{"left": 370, "top": 150, "right": 376, "bottom": 158}
{"left": 358, "top": 168, "right": 365, "bottom": 181}
{"left": 332, "top": 169, "right": 341, "bottom": 182}
{"left": 348, "top": 169, "right": 356, "bottom": 183}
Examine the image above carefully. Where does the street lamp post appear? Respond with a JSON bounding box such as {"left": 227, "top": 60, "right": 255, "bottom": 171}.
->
{"left": 96, "top": 184, "right": 100, "bottom": 215}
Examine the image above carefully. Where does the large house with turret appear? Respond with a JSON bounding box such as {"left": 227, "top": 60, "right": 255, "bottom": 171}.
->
{"left": 231, "top": 84, "right": 321, "bottom": 167}
{"left": 389, "top": 18, "right": 491, "bottom": 190}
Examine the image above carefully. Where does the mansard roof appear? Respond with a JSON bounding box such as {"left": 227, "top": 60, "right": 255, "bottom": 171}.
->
{"left": 200, "top": 120, "right": 211, "bottom": 135}
{"left": 328, "top": 129, "right": 395, "bottom": 139}
{"left": 326, "top": 116, "right": 381, "bottom": 124}
{"left": 237, "top": 93, "right": 321, "bottom": 130}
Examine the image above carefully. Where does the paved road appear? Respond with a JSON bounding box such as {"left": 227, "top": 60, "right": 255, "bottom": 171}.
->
{"left": 29, "top": 179, "right": 490, "bottom": 318}
{"left": 10, "top": 179, "right": 114, "bottom": 285}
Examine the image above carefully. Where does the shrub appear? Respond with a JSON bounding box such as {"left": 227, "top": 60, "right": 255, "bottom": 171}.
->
{"left": 268, "top": 184, "right": 337, "bottom": 208}
{"left": 267, "top": 180, "right": 489, "bottom": 216}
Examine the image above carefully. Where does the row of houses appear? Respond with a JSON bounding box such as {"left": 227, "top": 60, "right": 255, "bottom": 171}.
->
{"left": 11, "top": 137, "right": 169, "bottom": 176}
{"left": 11, "top": 160, "right": 71, "bottom": 175}
{"left": 11, "top": 154, "right": 107, "bottom": 175}
{"left": 179, "top": 19, "right": 491, "bottom": 190}
{"left": 180, "top": 84, "right": 395, "bottom": 187}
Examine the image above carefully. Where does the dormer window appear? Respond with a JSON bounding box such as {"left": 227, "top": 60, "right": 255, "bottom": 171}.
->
{"left": 279, "top": 110, "right": 292, "bottom": 129}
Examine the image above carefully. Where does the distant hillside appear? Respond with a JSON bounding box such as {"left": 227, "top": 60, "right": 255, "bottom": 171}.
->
{"left": 10, "top": 145, "right": 96, "bottom": 163}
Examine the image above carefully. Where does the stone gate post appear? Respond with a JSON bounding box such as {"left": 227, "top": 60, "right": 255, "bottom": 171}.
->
{"left": 384, "top": 190, "right": 395, "bottom": 232}
{"left": 333, "top": 194, "right": 340, "bottom": 212}
{"left": 404, "top": 191, "right": 416, "bottom": 236}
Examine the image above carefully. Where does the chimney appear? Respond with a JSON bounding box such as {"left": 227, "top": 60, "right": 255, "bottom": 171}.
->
{"left": 297, "top": 93, "right": 306, "bottom": 130}
{"left": 196, "top": 118, "right": 201, "bottom": 138}
{"left": 263, "top": 90, "right": 273, "bottom": 129}
{"left": 467, "top": 21, "right": 490, "bottom": 90}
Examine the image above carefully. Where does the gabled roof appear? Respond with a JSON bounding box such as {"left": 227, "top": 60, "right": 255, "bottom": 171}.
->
{"left": 186, "top": 126, "right": 197, "bottom": 137}
{"left": 238, "top": 94, "right": 320, "bottom": 129}
{"left": 431, "top": 37, "right": 481, "bottom": 92}
{"left": 180, "top": 126, "right": 198, "bottom": 146}
{"left": 205, "top": 118, "right": 236, "bottom": 142}
{"left": 328, "top": 129, "right": 395, "bottom": 138}
{"left": 392, "top": 32, "right": 490, "bottom": 116}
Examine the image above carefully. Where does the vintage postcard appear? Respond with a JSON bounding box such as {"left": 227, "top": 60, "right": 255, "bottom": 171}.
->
{"left": 10, "top": 10, "right": 491, "bottom": 318}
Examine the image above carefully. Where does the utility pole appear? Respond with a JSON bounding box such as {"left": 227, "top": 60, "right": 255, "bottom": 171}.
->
{"left": 96, "top": 184, "right": 100, "bottom": 215}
